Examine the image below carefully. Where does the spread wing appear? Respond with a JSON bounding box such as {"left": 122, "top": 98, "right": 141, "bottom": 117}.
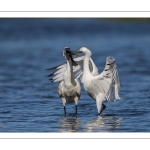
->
{"left": 47, "top": 62, "right": 67, "bottom": 82}
{"left": 97, "top": 56, "right": 120, "bottom": 102}
{"left": 47, "top": 56, "right": 99, "bottom": 82}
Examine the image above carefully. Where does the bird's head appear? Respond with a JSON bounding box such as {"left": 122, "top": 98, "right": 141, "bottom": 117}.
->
{"left": 73, "top": 47, "right": 92, "bottom": 56}
{"left": 63, "top": 47, "right": 70, "bottom": 59}
{"left": 63, "top": 47, "right": 78, "bottom": 66}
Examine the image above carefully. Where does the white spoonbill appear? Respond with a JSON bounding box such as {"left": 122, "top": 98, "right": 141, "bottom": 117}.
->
{"left": 47, "top": 47, "right": 81, "bottom": 116}
{"left": 74, "top": 47, "right": 120, "bottom": 115}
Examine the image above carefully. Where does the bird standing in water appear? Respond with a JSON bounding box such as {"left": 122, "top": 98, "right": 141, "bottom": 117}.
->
{"left": 74, "top": 47, "right": 120, "bottom": 115}
{"left": 48, "top": 47, "right": 120, "bottom": 116}
{"left": 47, "top": 47, "right": 81, "bottom": 116}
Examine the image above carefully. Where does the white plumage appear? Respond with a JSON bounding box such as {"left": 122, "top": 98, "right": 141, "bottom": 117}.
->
{"left": 48, "top": 47, "right": 120, "bottom": 115}
{"left": 74, "top": 47, "right": 120, "bottom": 115}
{"left": 47, "top": 47, "right": 81, "bottom": 116}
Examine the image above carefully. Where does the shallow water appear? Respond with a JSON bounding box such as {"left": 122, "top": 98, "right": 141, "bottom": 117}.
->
{"left": 0, "top": 18, "right": 150, "bottom": 132}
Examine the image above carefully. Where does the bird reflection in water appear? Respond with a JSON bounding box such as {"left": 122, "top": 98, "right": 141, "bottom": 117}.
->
{"left": 59, "top": 114, "right": 122, "bottom": 132}
{"left": 86, "top": 115, "right": 122, "bottom": 132}
{"left": 59, "top": 116, "right": 80, "bottom": 132}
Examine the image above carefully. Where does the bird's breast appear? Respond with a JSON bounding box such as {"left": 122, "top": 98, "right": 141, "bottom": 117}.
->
{"left": 58, "top": 80, "right": 80, "bottom": 99}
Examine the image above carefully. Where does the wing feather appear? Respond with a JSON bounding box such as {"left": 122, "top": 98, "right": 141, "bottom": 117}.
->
{"left": 47, "top": 56, "right": 98, "bottom": 82}
{"left": 97, "top": 56, "right": 121, "bottom": 102}
{"left": 47, "top": 56, "right": 120, "bottom": 101}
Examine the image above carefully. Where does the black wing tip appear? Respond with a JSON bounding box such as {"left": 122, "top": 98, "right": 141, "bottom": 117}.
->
{"left": 46, "top": 67, "right": 57, "bottom": 70}
{"left": 46, "top": 62, "right": 66, "bottom": 70}
{"left": 47, "top": 72, "right": 55, "bottom": 77}
{"left": 106, "top": 56, "right": 116, "bottom": 65}
{"left": 107, "top": 60, "right": 116, "bottom": 65}
{"left": 49, "top": 78, "right": 54, "bottom": 83}
{"left": 105, "top": 69, "right": 109, "bottom": 71}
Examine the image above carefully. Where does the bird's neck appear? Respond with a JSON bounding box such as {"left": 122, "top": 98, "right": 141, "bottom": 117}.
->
{"left": 64, "top": 59, "right": 76, "bottom": 85}
{"left": 83, "top": 54, "right": 92, "bottom": 79}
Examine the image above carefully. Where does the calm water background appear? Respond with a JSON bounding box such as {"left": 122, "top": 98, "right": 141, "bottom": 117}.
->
{"left": 0, "top": 18, "right": 150, "bottom": 132}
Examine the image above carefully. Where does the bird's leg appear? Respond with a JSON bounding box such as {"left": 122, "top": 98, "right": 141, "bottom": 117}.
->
{"left": 62, "top": 98, "right": 66, "bottom": 116}
{"left": 74, "top": 97, "right": 78, "bottom": 117}
{"left": 75, "top": 105, "right": 78, "bottom": 117}
{"left": 96, "top": 99, "right": 102, "bottom": 116}
{"left": 100, "top": 104, "right": 106, "bottom": 115}
{"left": 97, "top": 104, "right": 106, "bottom": 116}
{"left": 64, "top": 106, "right": 66, "bottom": 116}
